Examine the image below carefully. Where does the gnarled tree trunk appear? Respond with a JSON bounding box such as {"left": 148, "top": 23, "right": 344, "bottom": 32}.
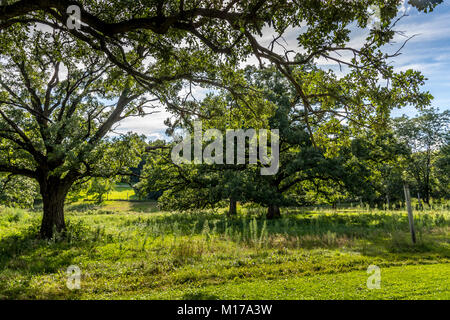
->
{"left": 266, "top": 204, "right": 280, "bottom": 219}
{"left": 39, "top": 178, "right": 72, "bottom": 239}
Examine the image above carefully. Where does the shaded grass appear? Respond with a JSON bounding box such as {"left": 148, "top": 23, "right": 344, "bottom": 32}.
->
{"left": 0, "top": 205, "right": 448, "bottom": 299}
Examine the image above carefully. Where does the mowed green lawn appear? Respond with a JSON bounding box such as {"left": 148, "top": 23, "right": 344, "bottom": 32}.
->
{"left": 0, "top": 204, "right": 448, "bottom": 300}
{"left": 152, "top": 263, "right": 450, "bottom": 300}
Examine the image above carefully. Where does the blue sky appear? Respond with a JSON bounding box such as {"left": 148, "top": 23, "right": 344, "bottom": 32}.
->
{"left": 389, "top": 1, "right": 450, "bottom": 116}
{"left": 116, "top": 1, "right": 450, "bottom": 139}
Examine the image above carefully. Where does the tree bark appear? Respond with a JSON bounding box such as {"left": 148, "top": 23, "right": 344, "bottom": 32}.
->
{"left": 39, "top": 179, "right": 71, "bottom": 239}
{"left": 266, "top": 204, "right": 281, "bottom": 219}
{"left": 228, "top": 197, "right": 237, "bottom": 216}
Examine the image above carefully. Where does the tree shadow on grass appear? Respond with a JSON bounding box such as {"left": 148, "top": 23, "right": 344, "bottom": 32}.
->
{"left": 0, "top": 221, "right": 104, "bottom": 276}
{"left": 65, "top": 202, "right": 105, "bottom": 212}
{"left": 358, "top": 230, "right": 450, "bottom": 259}
{"left": 129, "top": 201, "right": 159, "bottom": 213}
{"left": 182, "top": 291, "right": 220, "bottom": 300}
{"left": 0, "top": 226, "right": 90, "bottom": 299}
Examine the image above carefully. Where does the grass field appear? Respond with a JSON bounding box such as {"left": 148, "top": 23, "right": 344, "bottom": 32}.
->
{"left": 0, "top": 204, "right": 448, "bottom": 300}
{"left": 74, "top": 183, "right": 138, "bottom": 202}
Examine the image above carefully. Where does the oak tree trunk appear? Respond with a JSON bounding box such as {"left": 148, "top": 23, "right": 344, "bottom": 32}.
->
{"left": 39, "top": 179, "right": 71, "bottom": 239}
{"left": 266, "top": 204, "right": 280, "bottom": 219}
{"left": 228, "top": 198, "right": 237, "bottom": 216}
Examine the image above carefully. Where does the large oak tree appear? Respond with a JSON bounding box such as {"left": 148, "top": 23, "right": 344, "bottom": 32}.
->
{"left": 0, "top": 29, "right": 149, "bottom": 238}
{"left": 138, "top": 63, "right": 431, "bottom": 218}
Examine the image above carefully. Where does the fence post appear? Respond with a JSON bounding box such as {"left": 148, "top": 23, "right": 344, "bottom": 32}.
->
{"left": 417, "top": 192, "right": 423, "bottom": 210}
{"left": 403, "top": 183, "right": 416, "bottom": 244}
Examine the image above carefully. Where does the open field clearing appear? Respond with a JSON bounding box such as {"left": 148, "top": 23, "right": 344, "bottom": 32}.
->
{"left": 0, "top": 205, "right": 448, "bottom": 300}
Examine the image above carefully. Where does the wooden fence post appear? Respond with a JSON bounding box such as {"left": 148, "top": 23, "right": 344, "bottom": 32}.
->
{"left": 403, "top": 183, "right": 416, "bottom": 244}
{"left": 417, "top": 192, "right": 423, "bottom": 210}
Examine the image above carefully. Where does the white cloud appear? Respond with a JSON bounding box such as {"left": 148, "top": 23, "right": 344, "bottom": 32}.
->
{"left": 112, "top": 106, "right": 172, "bottom": 140}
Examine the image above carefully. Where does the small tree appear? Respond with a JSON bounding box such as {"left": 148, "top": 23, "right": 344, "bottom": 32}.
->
{"left": 86, "top": 177, "right": 115, "bottom": 203}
